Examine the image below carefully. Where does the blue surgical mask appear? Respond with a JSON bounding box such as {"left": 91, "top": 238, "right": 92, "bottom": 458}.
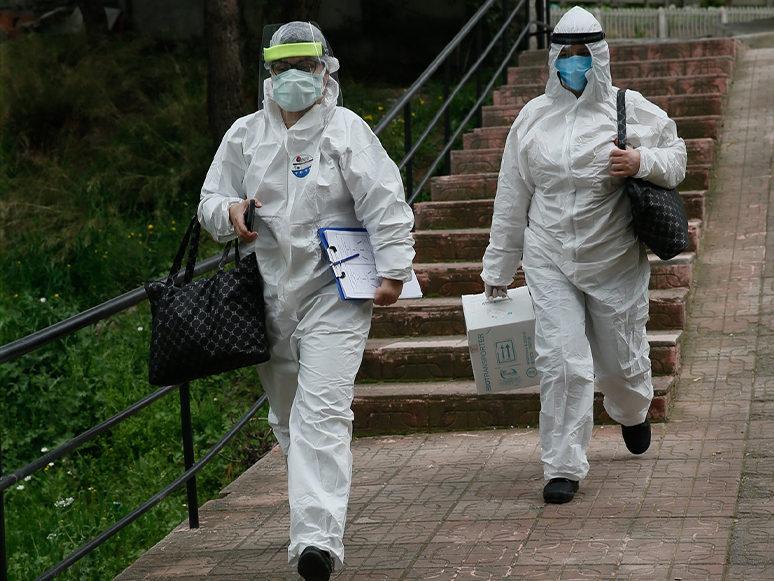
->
{"left": 272, "top": 69, "right": 324, "bottom": 112}
{"left": 555, "top": 55, "right": 592, "bottom": 92}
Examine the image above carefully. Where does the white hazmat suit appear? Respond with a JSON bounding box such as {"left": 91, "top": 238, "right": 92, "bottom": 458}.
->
{"left": 198, "top": 55, "right": 415, "bottom": 568}
{"left": 481, "top": 7, "right": 686, "bottom": 482}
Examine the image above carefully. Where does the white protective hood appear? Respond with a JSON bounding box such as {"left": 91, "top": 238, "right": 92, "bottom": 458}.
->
{"left": 545, "top": 7, "right": 612, "bottom": 103}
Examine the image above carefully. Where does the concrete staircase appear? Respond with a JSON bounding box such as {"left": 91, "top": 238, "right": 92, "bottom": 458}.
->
{"left": 352, "top": 38, "right": 740, "bottom": 437}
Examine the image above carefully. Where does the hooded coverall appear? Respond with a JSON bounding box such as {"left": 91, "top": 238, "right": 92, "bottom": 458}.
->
{"left": 198, "top": 76, "right": 415, "bottom": 568}
{"left": 481, "top": 6, "right": 687, "bottom": 482}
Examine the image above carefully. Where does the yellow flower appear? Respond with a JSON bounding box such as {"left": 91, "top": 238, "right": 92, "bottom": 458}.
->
{"left": 148, "top": 225, "right": 154, "bottom": 229}
{"left": 378, "top": 106, "right": 383, "bottom": 111}
{"left": 54, "top": 294, "right": 59, "bottom": 297}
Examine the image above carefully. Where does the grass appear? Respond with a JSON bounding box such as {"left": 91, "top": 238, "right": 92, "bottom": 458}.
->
{"left": 0, "top": 30, "right": 496, "bottom": 580}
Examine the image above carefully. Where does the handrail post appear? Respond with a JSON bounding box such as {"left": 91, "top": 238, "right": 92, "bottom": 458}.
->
{"left": 536, "top": 0, "right": 545, "bottom": 49}
{"left": 521, "top": 0, "right": 530, "bottom": 52}
{"left": 179, "top": 382, "right": 199, "bottom": 529}
{"left": 476, "top": 20, "right": 482, "bottom": 128}
{"left": 502, "top": 0, "right": 509, "bottom": 85}
{"left": 1, "top": 433, "right": 7, "bottom": 581}
{"left": 444, "top": 58, "right": 451, "bottom": 175}
{"left": 404, "top": 101, "right": 413, "bottom": 200}
{"left": 545, "top": 0, "right": 551, "bottom": 46}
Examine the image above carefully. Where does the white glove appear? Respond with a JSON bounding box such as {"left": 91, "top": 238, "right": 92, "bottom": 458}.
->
{"left": 484, "top": 284, "right": 508, "bottom": 301}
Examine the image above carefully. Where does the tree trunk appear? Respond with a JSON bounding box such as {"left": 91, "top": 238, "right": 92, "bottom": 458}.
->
{"left": 205, "top": 0, "right": 245, "bottom": 145}
{"left": 280, "top": 0, "right": 322, "bottom": 23}
{"left": 76, "top": 0, "right": 108, "bottom": 38}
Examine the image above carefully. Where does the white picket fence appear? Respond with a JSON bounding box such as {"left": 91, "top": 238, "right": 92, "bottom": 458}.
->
{"left": 549, "top": 6, "right": 774, "bottom": 39}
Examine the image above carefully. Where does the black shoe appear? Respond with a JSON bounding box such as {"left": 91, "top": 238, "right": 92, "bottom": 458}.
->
{"left": 298, "top": 546, "right": 333, "bottom": 581}
{"left": 621, "top": 417, "right": 651, "bottom": 455}
{"left": 543, "top": 477, "right": 579, "bottom": 504}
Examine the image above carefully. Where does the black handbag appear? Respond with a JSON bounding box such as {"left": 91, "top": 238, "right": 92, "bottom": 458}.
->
{"left": 145, "top": 214, "right": 270, "bottom": 386}
{"left": 617, "top": 89, "right": 690, "bottom": 261}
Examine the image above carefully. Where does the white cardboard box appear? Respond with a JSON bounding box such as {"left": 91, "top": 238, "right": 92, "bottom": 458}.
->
{"left": 462, "top": 287, "right": 540, "bottom": 394}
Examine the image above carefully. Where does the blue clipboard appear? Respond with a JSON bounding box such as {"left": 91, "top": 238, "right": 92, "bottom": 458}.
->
{"left": 318, "top": 227, "right": 370, "bottom": 301}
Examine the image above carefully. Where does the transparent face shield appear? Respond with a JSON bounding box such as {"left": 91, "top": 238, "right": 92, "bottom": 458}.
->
{"left": 258, "top": 21, "right": 343, "bottom": 110}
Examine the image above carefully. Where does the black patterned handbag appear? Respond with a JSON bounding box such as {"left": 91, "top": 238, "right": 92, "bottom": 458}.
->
{"left": 617, "top": 89, "right": 690, "bottom": 261}
{"left": 145, "top": 214, "right": 270, "bottom": 386}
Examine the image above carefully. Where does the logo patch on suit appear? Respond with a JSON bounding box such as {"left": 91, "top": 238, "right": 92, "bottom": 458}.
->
{"left": 292, "top": 154, "right": 314, "bottom": 178}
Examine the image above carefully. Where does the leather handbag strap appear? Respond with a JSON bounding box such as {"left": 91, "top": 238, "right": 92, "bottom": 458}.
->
{"left": 166, "top": 213, "right": 244, "bottom": 287}
{"left": 617, "top": 88, "right": 627, "bottom": 151}
{"left": 167, "top": 215, "right": 199, "bottom": 287}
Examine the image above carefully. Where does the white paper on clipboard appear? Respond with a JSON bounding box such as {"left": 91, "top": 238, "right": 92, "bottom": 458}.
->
{"left": 319, "top": 227, "right": 422, "bottom": 300}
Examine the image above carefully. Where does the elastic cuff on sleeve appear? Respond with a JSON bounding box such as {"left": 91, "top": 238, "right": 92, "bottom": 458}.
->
{"left": 634, "top": 148, "right": 652, "bottom": 180}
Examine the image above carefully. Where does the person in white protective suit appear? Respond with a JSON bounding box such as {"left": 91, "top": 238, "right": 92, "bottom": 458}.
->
{"left": 481, "top": 7, "right": 686, "bottom": 504}
{"left": 197, "top": 22, "right": 415, "bottom": 581}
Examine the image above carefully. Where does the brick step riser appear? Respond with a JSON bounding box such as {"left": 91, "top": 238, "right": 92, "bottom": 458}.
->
{"left": 507, "top": 57, "right": 735, "bottom": 85}
{"left": 451, "top": 140, "right": 715, "bottom": 175}
{"left": 414, "top": 260, "right": 693, "bottom": 295}
{"left": 464, "top": 116, "right": 720, "bottom": 149}
{"left": 356, "top": 341, "right": 678, "bottom": 383}
{"left": 413, "top": 191, "right": 705, "bottom": 230}
{"left": 352, "top": 390, "right": 669, "bottom": 436}
{"left": 482, "top": 95, "right": 723, "bottom": 127}
{"left": 517, "top": 39, "right": 738, "bottom": 67}
{"left": 431, "top": 166, "right": 711, "bottom": 201}
{"left": 412, "top": 221, "right": 700, "bottom": 263}
{"left": 494, "top": 75, "right": 729, "bottom": 106}
{"left": 370, "top": 296, "right": 685, "bottom": 338}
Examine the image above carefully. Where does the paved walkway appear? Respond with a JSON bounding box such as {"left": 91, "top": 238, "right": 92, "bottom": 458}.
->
{"left": 115, "top": 45, "right": 774, "bottom": 581}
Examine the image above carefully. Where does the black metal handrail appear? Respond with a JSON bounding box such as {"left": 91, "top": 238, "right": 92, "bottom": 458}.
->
{"left": 373, "top": 0, "right": 552, "bottom": 204}
{"left": 0, "top": 251, "right": 265, "bottom": 581}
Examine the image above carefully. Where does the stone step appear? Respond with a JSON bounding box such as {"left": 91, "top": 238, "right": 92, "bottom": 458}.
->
{"left": 493, "top": 74, "right": 730, "bottom": 106}
{"left": 431, "top": 165, "right": 709, "bottom": 201}
{"left": 370, "top": 288, "right": 687, "bottom": 338}
{"left": 411, "top": 218, "right": 701, "bottom": 263}
{"left": 463, "top": 116, "right": 721, "bottom": 150}
{"left": 451, "top": 138, "right": 715, "bottom": 175}
{"left": 413, "top": 190, "right": 705, "bottom": 229}
{"left": 482, "top": 94, "right": 723, "bottom": 127}
{"left": 352, "top": 375, "right": 675, "bottom": 435}
{"left": 356, "top": 330, "right": 682, "bottom": 382}
{"left": 516, "top": 38, "right": 739, "bottom": 67}
{"left": 413, "top": 253, "right": 694, "bottom": 296}
{"left": 507, "top": 55, "right": 735, "bottom": 86}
